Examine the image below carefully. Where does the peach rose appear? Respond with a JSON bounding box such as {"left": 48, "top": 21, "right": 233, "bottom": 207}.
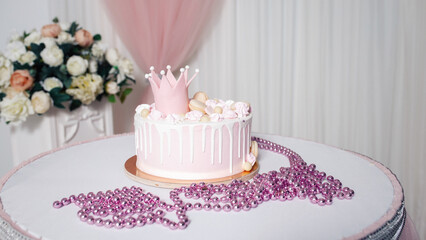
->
{"left": 75, "top": 29, "right": 93, "bottom": 47}
{"left": 41, "top": 24, "right": 61, "bottom": 38}
{"left": 10, "top": 70, "right": 34, "bottom": 91}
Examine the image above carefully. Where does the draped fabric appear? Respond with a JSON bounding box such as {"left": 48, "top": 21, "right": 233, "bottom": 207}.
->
{"left": 186, "top": 1, "right": 425, "bottom": 238}
{"left": 103, "top": 0, "right": 222, "bottom": 73}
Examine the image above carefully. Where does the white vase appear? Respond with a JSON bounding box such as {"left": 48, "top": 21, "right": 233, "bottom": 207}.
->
{"left": 10, "top": 100, "right": 114, "bottom": 165}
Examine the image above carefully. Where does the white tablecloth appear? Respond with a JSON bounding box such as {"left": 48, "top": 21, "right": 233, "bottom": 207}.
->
{"left": 0, "top": 133, "right": 404, "bottom": 239}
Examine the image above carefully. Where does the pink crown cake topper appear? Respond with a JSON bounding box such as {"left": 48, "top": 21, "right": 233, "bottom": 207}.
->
{"left": 145, "top": 65, "right": 199, "bottom": 115}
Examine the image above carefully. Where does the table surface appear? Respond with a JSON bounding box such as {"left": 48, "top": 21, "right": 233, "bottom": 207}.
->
{"left": 0, "top": 133, "right": 403, "bottom": 240}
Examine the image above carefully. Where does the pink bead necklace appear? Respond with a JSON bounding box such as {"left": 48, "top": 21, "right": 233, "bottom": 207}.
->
{"left": 53, "top": 137, "right": 354, "bottom": 230}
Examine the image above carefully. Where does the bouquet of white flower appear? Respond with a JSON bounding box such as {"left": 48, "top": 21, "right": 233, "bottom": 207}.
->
{"left": 0, "top": 18, "right": 135, "bottom": 125}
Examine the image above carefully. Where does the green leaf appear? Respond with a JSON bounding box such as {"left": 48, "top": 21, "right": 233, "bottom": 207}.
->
{"left": 29, "top": 69, "right": 37, "bottom": 77}
{"left": 40, "top": 65, "right": 55, "bottom": 80}
{"left": 50, "top": 87, "right": 71, "bottom": 109}
{"left": 30, "top": 43, "right": 46, "bottom": 58}
{"left": 119, "top": 88, "right": 132, "bottom": 103}
{"left": 108, "top": 94, "right": 116, "bottom": 103}
{"left": 126, "top": 76, "right": 136, "bottom": 84}
{"left": 98, "top": 61, "right": 112, "bottom": 79}
{"left": 49, "top": 87, "right": 61, "bottom": 95}
{"left": 118, "top": 81, "right": 130, "bottom": 87}
{"left": 69, "top": 99, "right": 82, "bottom": 111}
{"left": 52, "top": 17, "right": 59, "bottom": 23}
{"left": 13, "top": 62, "right": 31, "bottom": 71}
{"left": 93, "top": 34, "right": 101, "bottom": 41}
{"left": 58, "top": 43, "right": 73, "bottom": 56}
{"left": 30, "top": 82, "right": 43, "bottom": 95}
{"left": 0, "top": 92, "right": 5, "bottom": 102}
{"left": 67, "top": 22, "right": 79, "bottom": 36}
{"left": 23, "top": 31, "right": 30, "bottom": 39}
{"left": 59, "top": 64, "right": 67, "bottom": 74}
{"left": 53, "top": 101, "right": 65, "bottom": 109}
{"left": 63, "top": 77, "right": 72, "bottom": 88}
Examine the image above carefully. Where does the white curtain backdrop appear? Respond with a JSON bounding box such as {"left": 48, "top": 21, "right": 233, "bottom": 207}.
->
{"left": 0, "top": 0, "right": 424, "bottom": 237}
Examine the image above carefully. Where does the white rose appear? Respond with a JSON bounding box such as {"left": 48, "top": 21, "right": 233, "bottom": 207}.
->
{"left": 89, "top": 59, "right": 98, "bottom": 73}
{"left": 31, "top": 91, "right": 51, "bottom": 114}
{"left": 66, "top": 56, "right": 88, "bottom": 76}
{"left": 41, "top": 77, "right": 63, "bottom": 92}
{"left": 91, "top": 42, "right": 107, "bottom": 58}
{"left": 24, "top": 31, "right": 41, "bottom": 46}
{"left": 105, "top": 48, "right": 120, "bottom": 66}
{"left": 0, "top": 56, "right": 13, "bottom": 89}
{"left": 9, "top": 31, "right": 21, "bottom": 42}
{"left": 56, "top": 31, "right": 74, "bottom": 44}
{"left": 65, "top": 74, "right": 103, "bottom": 105}
{"left": 5, "top": 87, "right": 20, "bottom": 99}
{"left": 39, "top": 37, "right": 57, "bottom": 48}
{"left": 117, "top": 58, "right": 134, "bottom": 82}
{"left": 18, "top": 51, "right": 37, "bottom": 66}
{"left": 4, "top": 41, "right": 26, "bottom": 61}
{"left": 91, "top": 74, "right": 104, "bottom": 96}
{"left": 0, "top": 92, "right": 34, "bottom": 124}
{"left": 59, "top": 22, "right": 70, "bottom": 31}
{"left": 40, "top": 45, "right": 63, "bottom": 67}
{"left": 105, "top": 81, "right": 119, "bottom": 95}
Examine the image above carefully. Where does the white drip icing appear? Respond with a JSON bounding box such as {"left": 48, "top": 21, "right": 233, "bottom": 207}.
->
{"left": 135, "top": 114, "right": 252, "bottom": 170}
{"left": 189, "top": 126, "right": 194, "bottom": 163}
{"left": 159, "top": 131, "right": 164, "bottom": 164}
{"left": 138, "top": 127, "right": 142, "bottom": 154}
{"left": 177, "top": 128, "right": 183, "bottom": 164}
{"left": 135, "top": 124, "right": 139, "bottom": 154}
{"left": 242, "top": 124, "right": 246, "bottom": 163}
{"left": 202, "top": 125, "right": 207, "bottom": 152}
{"left": 149, "top": 123, "right": 153, "bottom": 153}
{"left": 143, "top": 122, "right": 148, "bottom": 160}
{"left": 218, "top": 126, "right": 223, "bottom": 164}
{"left": 247, "top": 123, "right": 251, "bottom": 159}
{"left": 238, "top": 123, "right": 242, "bottom": 158}
{"left": 225, "top": 122, "right": 234, "bottom": 174}
{"left": 211, "top": 127, "right": 216, "bottom": 165}
{"left": 167, "top": 130, "right": 171, "bottom": 156}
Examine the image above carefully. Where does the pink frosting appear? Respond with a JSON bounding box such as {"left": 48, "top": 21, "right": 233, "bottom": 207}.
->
{"left": 223, "top": 109, "right": 237, "bottom": 119}
{"left": 209, "top": 113, "right": 223, "bottom": 122}
{"left": 234, "top": 102, "right": 250, "bottom": 117}
{"left": 205, "top": 106, "right": 214, "bottom": 115}
{"left": 205, "top": 99, "right": 217, "bottom": 108}
{"left": 185, "top": 110, "right": 203, "bottom": 121}
{"left": 149, "top": 109, "right": 164, "bottom": 120}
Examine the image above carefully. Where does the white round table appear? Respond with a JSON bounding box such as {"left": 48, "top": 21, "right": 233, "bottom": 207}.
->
{"left": 0, "top": 133, "right": 406, "bottom": 239}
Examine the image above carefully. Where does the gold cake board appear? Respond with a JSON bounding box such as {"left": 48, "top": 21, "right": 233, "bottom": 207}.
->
{"left": 124, "top": 155, "right": 259, "bottom": 189}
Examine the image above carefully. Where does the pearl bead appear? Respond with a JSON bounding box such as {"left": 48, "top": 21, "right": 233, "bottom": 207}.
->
{"left": 136, "top": 218, "right": 146, "bottom": 227}
{"left": 104, "top": 219, "right": 113, "bottom": 228}
{"left": 114, "top": 221, "right": 124, "bottom": 229}
{"left": 95, "top": 218, "right": 104, "bottom": 226}
{"left": 169, "top": 222, "right": 178, "bottom": 230}
{"left": 194, "top": 203, "right": 202, "bottom": 210}
{"left": 53, "top": 201, "right": 63, "bottom": 208}
{"left": 87, "top": 216, "right": 95, "bottom": 225}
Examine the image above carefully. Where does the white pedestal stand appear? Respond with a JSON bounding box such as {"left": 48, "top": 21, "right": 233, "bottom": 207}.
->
{"left": 10, "top": 100, "right": 113, "bottom": 165}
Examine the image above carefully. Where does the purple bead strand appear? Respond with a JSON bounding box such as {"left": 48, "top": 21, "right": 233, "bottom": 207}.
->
{"left": 53, "top": 137, "right": 354, "bottom": 230}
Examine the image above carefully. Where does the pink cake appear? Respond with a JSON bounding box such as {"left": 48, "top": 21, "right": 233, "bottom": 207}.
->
{"left": 134, "top": 65, "right": 257, "bottom": 180}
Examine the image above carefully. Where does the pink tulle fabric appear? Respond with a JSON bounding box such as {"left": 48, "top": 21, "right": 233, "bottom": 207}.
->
{"left": 103, "top": 0, "right": 222, "bottom": 73}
